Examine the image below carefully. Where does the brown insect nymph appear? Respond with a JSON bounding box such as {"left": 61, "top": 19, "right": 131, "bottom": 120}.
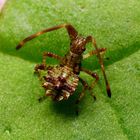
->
{"left": 16, "top": 24, "right": 111, "bottom": 105}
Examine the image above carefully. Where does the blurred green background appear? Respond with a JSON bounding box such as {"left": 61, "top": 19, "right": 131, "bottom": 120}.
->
{"left": 0, "top": 0, "right": 140, "bottom": 140}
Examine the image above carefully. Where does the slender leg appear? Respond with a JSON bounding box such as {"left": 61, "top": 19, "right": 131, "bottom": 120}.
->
{"left": 76, "top": 77, "right": 97, "bottom": 103}
{"left": 16, "top": 24, "right": 78, "bottom": 50}
{"left": 76, "top": 78, "right": 88, "bottom": 104}
{"left": 83, "top": 48, "right": 107, "bottom": 59}
{"left": 42, "top": 52, "right": 62, "bottom": 64}
{"left": 34, "top": 52, "right": 62, "bottom": 72}
{"left": 75, "top": 78, "right": 87, "bottom": 115}
{"left": 86, "top": 36, "right": 111, "bottom": 97}
{"left": 75, "top": 77, "right": 96, "bottom": 115}
{"left": 81, "top": 67, "right": 99, "bottom": 89}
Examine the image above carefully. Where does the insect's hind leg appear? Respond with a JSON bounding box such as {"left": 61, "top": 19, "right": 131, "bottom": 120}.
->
{"left": 76, "top": 78, "right": 89, "bottom": 104}
{"left": 80, "top": 68, "right": 99, "bottom": 88}
{"left": 75, "top": 77, "right": 96, "bottom": 115}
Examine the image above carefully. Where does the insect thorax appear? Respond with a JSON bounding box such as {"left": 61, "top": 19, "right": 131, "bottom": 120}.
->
{"left": 61, "top": 51, "right": 83, "bottom": 74}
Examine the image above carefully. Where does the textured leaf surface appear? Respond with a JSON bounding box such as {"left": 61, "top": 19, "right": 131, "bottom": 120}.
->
{"left": 0, "top": 0, "right": 140, "bottom": 140}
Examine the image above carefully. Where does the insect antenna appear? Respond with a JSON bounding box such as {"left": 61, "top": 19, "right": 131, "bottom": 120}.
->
{"left": 16, "top": 25, "right": 64, "bottom": 50}
{"left": 16, "top": 24, "right": 78, "bottom": 50}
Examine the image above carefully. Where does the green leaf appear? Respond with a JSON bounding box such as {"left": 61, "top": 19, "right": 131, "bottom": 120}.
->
{"left": 0, "top": 0, "right": 140, "bottom": 140}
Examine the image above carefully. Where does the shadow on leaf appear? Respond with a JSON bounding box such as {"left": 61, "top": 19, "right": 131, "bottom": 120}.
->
{"left": 48, "top": 86, "right": 88, "bottom": 118}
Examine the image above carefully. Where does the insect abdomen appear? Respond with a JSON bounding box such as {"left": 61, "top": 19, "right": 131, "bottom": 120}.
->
{"left": 42, "top": 66, "right": 79, "bottom": 101}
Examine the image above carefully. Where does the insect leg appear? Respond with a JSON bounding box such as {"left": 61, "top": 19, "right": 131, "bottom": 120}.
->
{"left": 42, "top": 52, "right": 62, "bottom": 64}
{"left": 86, "top": 36, "right": 111, "bottom": 97}
{"left": 80, "top": 67, "right": 99, "bottom": 92}
{"left": 75, "top": 77, "right": 96, "bottom": 115}
{"left": 76, "top": 77, "right": 96, "bottom": 103}
{"left": 83, "top": 48, "right": 107, "bottom": 59}
{"left": 16, "top": 24, "right": 78, "bottom": 50}
{"left": 34, "top": 52, "right": 62, "bottom": 73}
{"left": 76, "top": 78, "right": 88, "bottom": 104}
{"left": 75, "top": 78, "right": 88, "bottom": 115}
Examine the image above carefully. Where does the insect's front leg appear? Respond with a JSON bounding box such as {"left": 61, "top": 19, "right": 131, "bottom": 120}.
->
{"left": 86, "top": 36, "right": 111, "bottom": 97}
{"left": 83, "top": 48, "right": 107, "bottom": 59}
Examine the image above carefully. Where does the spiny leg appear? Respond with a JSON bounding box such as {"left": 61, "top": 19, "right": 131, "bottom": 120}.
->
{"left": 16, "top": 24, "right": 78, "bottom": 50}
{"left": 83, "top": 48, "right": 107, "bottom": 59}
{"left": 86, "top": 36, "right": 111, "bottom": 97}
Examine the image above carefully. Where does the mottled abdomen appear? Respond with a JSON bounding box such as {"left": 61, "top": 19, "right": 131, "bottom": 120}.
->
{"left": 42, "top": 65, "right": 79, "bottom": 101}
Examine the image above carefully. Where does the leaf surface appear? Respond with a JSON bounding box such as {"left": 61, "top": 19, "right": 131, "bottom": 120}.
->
{"left": 0, "top": 0, "right": 140, "bottom": 140}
